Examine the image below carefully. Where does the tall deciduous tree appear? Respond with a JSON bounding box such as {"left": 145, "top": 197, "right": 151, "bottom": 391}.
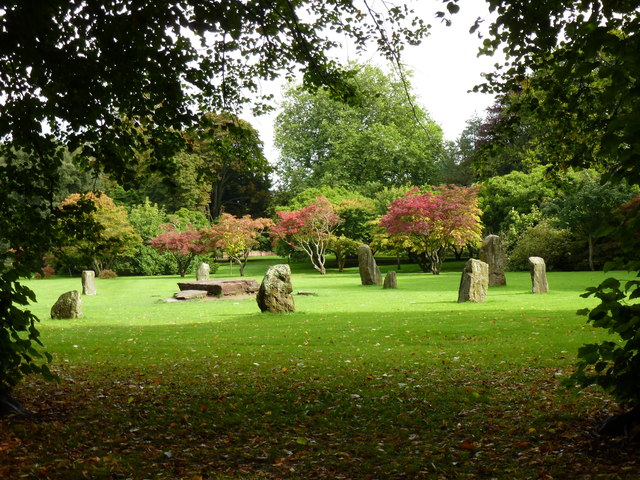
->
{"left": 205, "top": 213, "right": 273, "bottom": 276}
{"left": 543, "top": 170, "right": 638, "bottom": 271}
{"left": 274, "top": 63, "right": 443, "bottom": 196}
{"left": 271, "top": 197, "right": 341, "bottom": 275}
{"left": 189, "top": 113, "right": 272, "bottom": 220}
{"left": 438, "top": 115, "right": 482, "bottom": 186}
{"left": 380, "top": 185, "right": 482, "bottom": 274}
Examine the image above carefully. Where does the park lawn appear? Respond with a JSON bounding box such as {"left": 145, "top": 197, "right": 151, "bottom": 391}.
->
{"left": 2, "top": 259, "right": 639, "bottom": 479}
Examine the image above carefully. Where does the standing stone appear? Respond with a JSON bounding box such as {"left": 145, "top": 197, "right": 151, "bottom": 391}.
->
{"left": 256, "top": 264, "right": 295, "bottom": 313}
{"left": 480, "top": 234, "right": 506, "bottom": 286}
{"left": 196, "top": 262, "right": 210, "bottom": 281}
{"left": 383, "top": 271, "right": 397, "bottom": 289}
{"left": 457, "top": 259, "right": 489, "bottom": 303}
{"left": 529, "top": 257, "right": 549, "bottom": 294}
{"left": 358, "top": 244, "right": 382, "bottom": 286}
{"left": 81, "top": 270, "right": 96, "bottom": 295}
{"left": 51, "top": 290, "right": 83, "bottom": 319}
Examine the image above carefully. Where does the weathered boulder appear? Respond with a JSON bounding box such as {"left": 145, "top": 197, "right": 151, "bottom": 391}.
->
{"left": 81, "top": 270, "right": 96, "bottom": 295}
{"left": 358, "top": 244, "right": 382, "bottom": 286}
{"left": 383, "top": 271, "right": 397, "bottom": 289}
{"left": 480, "top": 234, "right": 506, "bottom": 286}
{"left": 457, "top": 259, "right": 489, "bottom": 303}
{"left": 196, "top": 262, "right": 210, "bottom": 281}
{"left": 529, "top": 257, "right": 549, "bottom": 294}
{"left": 256, "top": 264, "right": 295, "bottom": 313}
{"left": 173, "top": 290, "right": 208, "bottom": 300}
{"left": 177, "top": 279, "right": 259, "bottom": 296}
{"left": 51, "top": 290, "right": 83, "bottom": 319}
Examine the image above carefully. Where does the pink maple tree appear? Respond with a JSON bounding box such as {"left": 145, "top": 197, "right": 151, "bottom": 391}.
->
{"left": 150, "top": 224, "right": 208, "bottom": 277}
{"left": 271, "top": 196, "right": 341, "bottom": 274}
{"left": 379, "top": 185, "right": 482, "bottom": 274}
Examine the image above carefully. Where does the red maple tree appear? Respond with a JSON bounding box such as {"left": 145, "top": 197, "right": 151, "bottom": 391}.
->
{"left": 271, "top": 196, "right": 341, "bottom": 274}
{"left": 379, "top": 185, "right": 482, "bottom": 274}
{"left": 150, "top": 225, "right": 208, "bottom": 277}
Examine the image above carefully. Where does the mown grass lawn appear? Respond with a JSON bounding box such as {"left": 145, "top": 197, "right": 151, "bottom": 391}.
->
{"left": 2, "top": 259, "right": 638, "bottom": 479}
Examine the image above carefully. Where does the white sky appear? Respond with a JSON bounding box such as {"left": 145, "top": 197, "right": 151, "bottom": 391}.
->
{"left": 245, "top": 0, "right": 501, "bottom": 163}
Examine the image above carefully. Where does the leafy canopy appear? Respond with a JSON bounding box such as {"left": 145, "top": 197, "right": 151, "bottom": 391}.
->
{"left": 274, "top": 63, "right": 443, "bottom": 196}
{"left": 380, "top": 185, "right": 482, "bottom": 274}
{"left": 271, "top": 197, "right": 341, "bottom": 275}
{"left": 205, "top": 213, "right": 273, "bottom": 276}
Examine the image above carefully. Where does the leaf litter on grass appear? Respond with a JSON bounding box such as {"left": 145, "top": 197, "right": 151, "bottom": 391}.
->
{"left": 3, "top": 362, "right": 640, "bottom": 480}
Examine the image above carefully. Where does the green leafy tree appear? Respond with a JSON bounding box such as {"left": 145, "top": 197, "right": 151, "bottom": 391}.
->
{"left": 507, "top": 220, "right": 573, "bottom": 271}
{"left": 113, "top": 200, "right": 176, "bottom": 276}
{"left": 478, "top": 166, "right": 558, "bottom": 235}
{"left": 329, "top": 235, "right": 360, "bottom": 273}
{"left": 438, "top": 115, "right": 482, "bottom": 186}
{"left": 543, "top": 170, "right": 638, "bottom": 271}
{"left": 54, "top": 192, "right": 142, "bottom": 275}
{"left": 274, "top": 63, "right": 443, "bottom": 196}
{"left": 188, "top": 113, "right": 273, "bottom": 220}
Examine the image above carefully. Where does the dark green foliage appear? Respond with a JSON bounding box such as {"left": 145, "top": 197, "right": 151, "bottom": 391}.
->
{"left": 0, "top": 270, "right": 57, "bottom": 395}
{"left": 478, "top": 166, "right": 557, "bottom": 235}
{"left": 566, "top": 277, "right": 640, "bottom": 408}
{"left": 507, "top": 220, "right": 573, "bottom": 271}
{"left": 437, "top": 115, "right": 482, "bottom": 186}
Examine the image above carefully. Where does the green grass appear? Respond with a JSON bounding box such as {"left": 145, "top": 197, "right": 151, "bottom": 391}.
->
{"left": 3, "top": 259, "right": 637, "bottom": 479}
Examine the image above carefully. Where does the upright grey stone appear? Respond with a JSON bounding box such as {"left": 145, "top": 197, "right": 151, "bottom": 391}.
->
{"left": 529, "top": 256, "right": 549, "bottom": 294}
{"left": 51, "top": 290, "right": 83, "bottom": 319}
{"left": 383, "top": 271, "right": 397, "bottom": 289}
{"left": 480, "top": 234, "right": 506, "bottom": 286}
{"left": 256, "top": 264, "right": 295, "bottom": 313}
{"left": 196, "top": 262, "right": 210, "bottom": 281}
{"left": 457, "top": 259, "right": 489, "bottom": 303}
{"left": 358, "top": 244, "right": 382, "bottom": 286}
{"left": 81, "top": 270, "right": 96, "bottom": 295}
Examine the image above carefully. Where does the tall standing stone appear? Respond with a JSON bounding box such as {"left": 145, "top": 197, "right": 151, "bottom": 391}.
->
{"left": 196, "top": 262, "right": 210, "bottom": 281}
{"left": 457, "top": 259, "right": 489, "bottom": 303}
{"left": 358, "top": 244, "right": 382, "bottom": 286}
{"left": 81, "top": 270, "right": 96, "bottom": 295}
{"left": 383, "top": 271, "right": 397, "bottom": 289}
{"left": 480, "top": 234, "right": 506, "bottom": 286}
{"left": 529, "top": 257, "right": 549, "bottom": 294}
{"left": 256, "top": 264, "right": 295, "bottom": 313}
{"left": 51, "top": 290, "right": 83, "bottom": 319}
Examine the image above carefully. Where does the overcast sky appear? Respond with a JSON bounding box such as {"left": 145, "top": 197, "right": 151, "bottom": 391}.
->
{"left": 245, "top": 0, "right": 501, "bottom": 164}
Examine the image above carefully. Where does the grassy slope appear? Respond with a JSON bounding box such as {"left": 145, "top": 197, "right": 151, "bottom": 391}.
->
{"left": 2, "top": 259, "right": 638, "bottom": 479}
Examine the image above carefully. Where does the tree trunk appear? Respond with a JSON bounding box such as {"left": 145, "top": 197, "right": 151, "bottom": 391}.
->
{"left": 408, "top": 251, "right": 431, "bottom": 273}
{"left": 588, "top": 234, "right": 595, "bottom": 271}
{"left": 428, "top": 249, "right": 444, "bottom": 275}
{"left": 0, "top": 393, "right": 31, "bottom": 417}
